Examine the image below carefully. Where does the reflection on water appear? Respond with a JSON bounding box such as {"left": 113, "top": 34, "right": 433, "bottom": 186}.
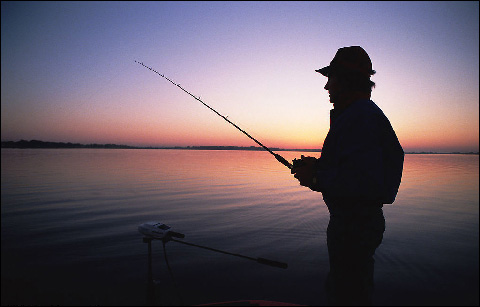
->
{"left": 1, "top": 149, "right": 478, "bottom": 305}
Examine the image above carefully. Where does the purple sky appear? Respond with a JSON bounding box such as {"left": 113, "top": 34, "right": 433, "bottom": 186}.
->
{"left": 1, "top": 1, "right": 479, "bottom": 152}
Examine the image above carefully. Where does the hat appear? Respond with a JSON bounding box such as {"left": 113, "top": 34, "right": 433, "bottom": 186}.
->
{"left": 316, "top": 46, "right": 374, "bottom": 77}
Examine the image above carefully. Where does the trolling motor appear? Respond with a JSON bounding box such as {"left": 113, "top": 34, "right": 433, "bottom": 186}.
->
{"left": 138, "top": 222, "right": 288, "bottom": 269}
{"left": 139, "top": 222, "right": 289, "bottom": 305}
{"left": 138, "top": 222, "right": 185, "bottom": 240}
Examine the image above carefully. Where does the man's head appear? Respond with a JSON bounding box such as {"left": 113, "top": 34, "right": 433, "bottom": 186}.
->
{"left": 317, "top": 46, "right": 376, "bottom": 107}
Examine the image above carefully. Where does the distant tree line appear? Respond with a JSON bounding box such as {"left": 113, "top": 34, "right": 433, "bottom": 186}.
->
{"left": 1, "top": 140, "right": 477, "bottom": 154}
{"left": 0, "top": 140, "right": 324, "bottom": 151}
{"left": 1, "top": 140, "right": 136, "bottom": 149}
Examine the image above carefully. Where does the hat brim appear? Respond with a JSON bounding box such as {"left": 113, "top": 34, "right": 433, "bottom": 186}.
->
{"left": 315, "top": 66, "right": 329, "bottom": 77}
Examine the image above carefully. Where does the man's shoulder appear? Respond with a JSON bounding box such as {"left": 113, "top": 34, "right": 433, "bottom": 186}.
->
{"left": 344, "top": 99, "right": 385, "bottom": 122}
{"left": 353, "top": 99, "right": 383, "bottom": 113}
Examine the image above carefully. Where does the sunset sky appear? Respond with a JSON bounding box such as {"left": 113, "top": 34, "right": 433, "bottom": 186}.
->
{"left": 1, "top": 1, "right": 479, "bottom": 152}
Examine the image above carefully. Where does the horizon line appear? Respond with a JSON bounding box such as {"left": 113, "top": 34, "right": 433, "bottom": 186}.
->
{"left": 1, "top": 139, "right": 479, "bottom": 155}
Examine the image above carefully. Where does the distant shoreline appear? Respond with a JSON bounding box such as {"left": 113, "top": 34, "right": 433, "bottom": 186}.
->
{"left": 1, "top": 140, "right": 478, "bottom": 155}
{"left": 0, "top": 139, "right": 320, "bottom": 152}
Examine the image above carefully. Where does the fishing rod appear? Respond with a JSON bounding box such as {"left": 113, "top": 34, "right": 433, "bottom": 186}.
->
{"left": 135, "top": 60, "right": 293, "bottom": 169}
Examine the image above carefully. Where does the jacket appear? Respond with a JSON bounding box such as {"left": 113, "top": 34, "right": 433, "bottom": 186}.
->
{"left": 314, "top": 99, "right": 404, "bottom": 207}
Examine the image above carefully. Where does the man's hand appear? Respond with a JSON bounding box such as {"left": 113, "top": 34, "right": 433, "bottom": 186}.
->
{"left": 291, "top": 155, "right": 317, "bottom": 189}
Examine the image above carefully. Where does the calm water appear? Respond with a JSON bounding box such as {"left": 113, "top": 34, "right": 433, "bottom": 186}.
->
{"left": 1, "top": 149, "right": 478, "bottom": 306}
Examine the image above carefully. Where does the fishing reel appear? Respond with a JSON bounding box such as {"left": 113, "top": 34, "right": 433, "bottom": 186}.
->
{"left": 292, "top": 156, "right": 306, "bottom": 168}
{"left": 291, "top": 155, "right": 320, "bottom": 178}
{"left": 290, "top": 155, "right": 311, "bottom": 173}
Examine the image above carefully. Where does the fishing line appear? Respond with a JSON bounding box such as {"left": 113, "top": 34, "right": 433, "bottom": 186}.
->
{"left": 135, "top": 60, "right": 294, "bottom": 170}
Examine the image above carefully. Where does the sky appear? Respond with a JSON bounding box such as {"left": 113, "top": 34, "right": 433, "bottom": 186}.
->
{"left": 1, "top": 1, "right": 479, "bottom": 153}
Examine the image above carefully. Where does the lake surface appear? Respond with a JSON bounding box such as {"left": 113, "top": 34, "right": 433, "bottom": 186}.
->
{"left": 1, "top": 149, "right": 478, "bottom": 306}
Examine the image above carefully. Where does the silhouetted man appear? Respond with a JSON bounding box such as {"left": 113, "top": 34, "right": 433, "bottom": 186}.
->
{"left": 292, "top": 46, "right": 404, "bottom": 306}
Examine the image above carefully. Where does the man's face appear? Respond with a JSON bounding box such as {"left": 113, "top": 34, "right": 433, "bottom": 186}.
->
{"left": 324, "top": 73, "right": 343, "bottom": 105}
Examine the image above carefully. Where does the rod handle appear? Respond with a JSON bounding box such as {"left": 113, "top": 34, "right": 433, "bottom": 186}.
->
{"left": 274, "top": 153, "right": 293, "bottom": 169}
{"left": 256, "top": 257, "right": 288, "bottom": 269}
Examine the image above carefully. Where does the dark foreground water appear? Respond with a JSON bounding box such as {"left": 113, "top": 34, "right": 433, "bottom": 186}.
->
{"left": 1, "top": 149, "right": 478, "bottom": 306}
